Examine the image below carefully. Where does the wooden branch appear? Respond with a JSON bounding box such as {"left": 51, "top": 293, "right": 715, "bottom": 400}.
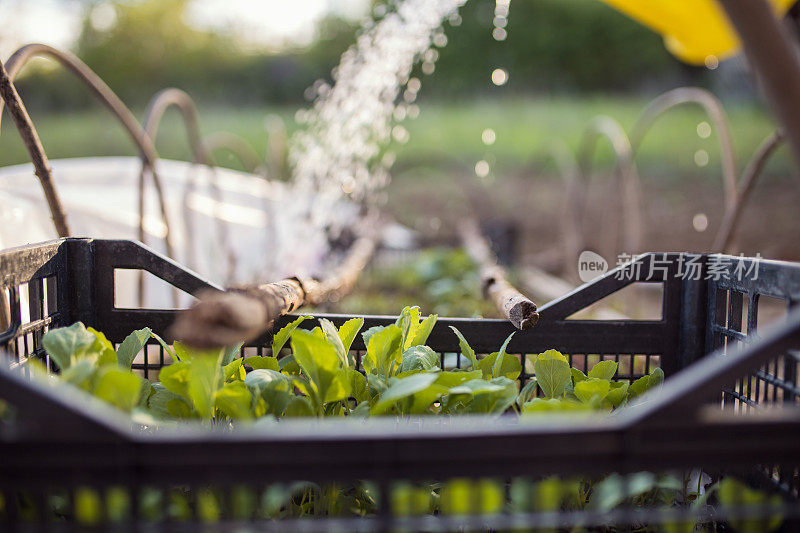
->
{"left": 300, "top": 237, "right": 376, "bottom": 305}
{"left": 167, "top": 289, "right": 268, "bottom": 349}
{"left": 169, "top": 236, "right": 377, "bottom": 348}
{"left": 0, "top": 60, "right": 70, "bottom": 237}
{"left": 459, "top": 219, "right": 539, "bottom": 330}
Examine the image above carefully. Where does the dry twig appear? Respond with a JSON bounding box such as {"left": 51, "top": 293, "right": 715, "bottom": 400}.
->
{"left": 459, "top": 219, "right": 539, "bottom": 330}
{"left": 0, "top": 60, "right": 69, "bottom": 237}
{"left": 1, "top": 44, "right": 174, "bottom": 258}
{"left": 170, "top": 236, "right": 377, "bottom": 348}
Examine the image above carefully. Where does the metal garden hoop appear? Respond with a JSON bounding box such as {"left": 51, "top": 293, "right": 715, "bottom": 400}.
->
{"left": 138, "top": 88, "right": 239, "bottom": 305}
{"left": 203, "top": 131, "right": 264, "bottom": 175}
{"left": 576, "top": 116, "right": 644, "bottom": 261}
{"left": 0, "top": 44, "right": 176, "bottom": 265}
{"left": 550, "top": 86, "right": 791, "bottom": 278}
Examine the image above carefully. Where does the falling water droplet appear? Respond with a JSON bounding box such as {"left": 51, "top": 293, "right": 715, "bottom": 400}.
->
{"left": 482, "top": 128, "right": 497, "bottom": 145}
{"left": 692, "top": 213, "right": 709, "bottom": 232}
{"left": 341, "top": 176, "right": 356, "bottom": 195}
{"left": 704, "top": 55, "right": 719, "bottom": 70}
{"left": 493, "top": 27, "right": 507, "bottom": 41}
{"left": 475, "top": 160, "right": 490, "bottom": 177}
{"left": 697, "top": 121, "right": 712, "bottom": 139}
{"left": 424, "top": 49, "right": 439, "bottom": 62}
{"left": 694, "top": 149, "right": 710, "bottom": 167}
{"left": 382, "top": 152, "right": 396, "bottom": 167}
{"left": 491, "top": 68, "right": 508, "bottom": 86}
{"left": 392, "top": 125, "right": 410, "bottom": 144}
{"left": 285, "top": 0, "right": 467, "bottom": 275}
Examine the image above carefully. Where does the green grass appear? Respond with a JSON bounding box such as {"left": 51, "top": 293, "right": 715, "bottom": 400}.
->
{"left": 0, "top": 95, "right": 791, "bottom": 180}
{"left": 395, "top": 95, "right": 791, "bottom": 180}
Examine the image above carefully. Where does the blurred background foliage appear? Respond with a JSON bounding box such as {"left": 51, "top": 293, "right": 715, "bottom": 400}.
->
{"left": 2, "top": 0, "right": 798, "bottom": 282}
{"left": 425, "top": 0, "right": 697, "bottom": 95}
{"left": 3, "top": 0, "right": 791, "bottom": 183}
{"left": 14, "top": 0, "right": 703, "bottom": 111}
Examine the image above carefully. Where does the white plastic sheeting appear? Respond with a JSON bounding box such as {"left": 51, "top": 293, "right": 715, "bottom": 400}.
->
{"left": 0, "top": 157, "right": 342, "bottom": 308}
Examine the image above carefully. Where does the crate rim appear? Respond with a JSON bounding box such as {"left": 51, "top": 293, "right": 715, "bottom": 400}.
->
{"left": 1, "top": 238, "right": 799, "bottom": 487}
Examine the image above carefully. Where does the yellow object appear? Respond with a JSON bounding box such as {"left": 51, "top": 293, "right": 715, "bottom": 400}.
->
{"left": 599, "top": 0, "right": 798, "bottom": 65}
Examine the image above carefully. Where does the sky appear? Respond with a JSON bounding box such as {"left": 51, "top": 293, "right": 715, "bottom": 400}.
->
{"left": 0, "top": 0, "right": 370, "bottom": 58}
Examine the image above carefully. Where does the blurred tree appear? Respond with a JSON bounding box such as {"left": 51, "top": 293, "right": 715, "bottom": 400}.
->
{"left": 74, "top": 0, "right": 241, "bottom": 103}
{"left": 14, "top": 0, "right": 358, "bottom": 109}
{"left": 12, "top": 0, "right": 703, "bottom": 112}
{"left": 306, "top": 16, "right": 361, "bottom": 78}
{"left": 421, "top": 0, "right": 700, "bottom": 97}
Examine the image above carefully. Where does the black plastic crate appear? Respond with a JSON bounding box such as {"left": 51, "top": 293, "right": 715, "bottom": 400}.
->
{"left": 1, "top": 238, "right": 799, "bottom": 531}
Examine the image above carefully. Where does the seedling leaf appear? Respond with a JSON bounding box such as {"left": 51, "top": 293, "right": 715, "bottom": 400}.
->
{"left": 363, "top": 324, "right": 402, "bottom": 377}
{"left": 42, "top": 322, "right": 96, "bottom": 370}
{"left": 215, "top": 381, "right": 253, "bottom": 420}
{"left": 492, "top": 332, "right": 515, "bottom": 379}
{"left": 478, "top": 351, "right": 522, "bottom": 381}
{"left": 533, "top": 350, "right": 571, "bottom": 398}
{"left": 408, "top": 314, "right": 437, "bottom": 348}
{"left": 338, "top": 317, "right": 365, "bottom": 354}
{"left": 272, "top": 316, "right": 310, "bottom": 356}
{"left": 93, "top": 367, "right": 145, "bottom": 412}
{"left": 517, "top": 379, "right": 538, "bottom": 406}
{"left": 574, "top": 378, "right": 611, "bottom": 405}
{"left": 149, "top": 332, "right": 176, "bottom": 359}
{"left": 571, "top": 368, "right": 588, "bottom": 383}
{"left": 221, "top": 343, "right": 244, "bottom": 367}
{"left": 649, "top": 367, "right": 665, "bottom": 387}
{"left": 159, "top": 361, "right": 191, "bottom": 398}
{"left": 400, "top": 345, "right": 440, "bottom": 373}
{"left": 605, "top": 381, "right": 629, "bottom": 408}
{"left": 87, "top": 327, "right": 117, "bottom": 366}
{"left": 449, "top": 326, "right": 478, "bottom": 369}
{"left": 291, "top": 329, "right": 350, "bottom": 406}
{"left": 371, "top": 373, "right": 439, "bottom": 414}
{"left": 589, "top": 360, "right": 618, "bottom": 380}
{"left": 187, "top": 352, "right": 223, "bottom": 419}
{"left": 244, "top": 355, "right": 280, "bottom": 371}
